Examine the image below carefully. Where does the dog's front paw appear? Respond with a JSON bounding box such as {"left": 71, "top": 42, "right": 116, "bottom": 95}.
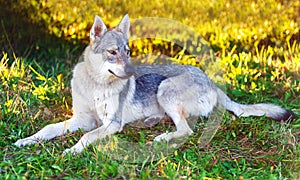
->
{"left": 62, "top": 144, "right": 84, "bottom": 155}
{"left": 62, "top": 148, "right": 80, "bottom": 155}
{"left": 62, "top": 148, "right": 73, "bottom": 155}
{"left": 14, "top": 138, "right": 38, "bottom": 147}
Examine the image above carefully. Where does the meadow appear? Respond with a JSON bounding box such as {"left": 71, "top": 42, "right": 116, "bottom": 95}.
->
{"left": 1, "top": 0, "right": 300, "bottom": 179}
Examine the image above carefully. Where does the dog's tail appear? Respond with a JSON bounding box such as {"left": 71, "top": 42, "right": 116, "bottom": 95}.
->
{"left": 216, "top": 88, "right": 297, "bottom": 121}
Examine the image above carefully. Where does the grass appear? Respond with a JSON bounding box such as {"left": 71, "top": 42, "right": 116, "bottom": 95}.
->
{"left": 1, "top": 0, "right": 300, "bottom": 179}
{"left": 1, "top": 44, "right": 300, "bottom": 179}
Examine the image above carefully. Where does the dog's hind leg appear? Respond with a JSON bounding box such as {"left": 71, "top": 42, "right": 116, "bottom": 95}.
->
{"left": 144, "top": 115, "right": 164, "bottom": 127}
{"left": 153, "top": 105, "right": 193, "bottom": 142}
{"left": 128, "top": 115, "right": 164, "bottom": 128}
{"left": 154, "top": 75, "right": 194, "bottom": 142}
{"left": 14, "top": 114, "right": 98, "bottom": 147}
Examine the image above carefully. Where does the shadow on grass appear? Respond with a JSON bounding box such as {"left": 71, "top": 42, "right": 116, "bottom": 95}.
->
{"left": 0, "top": 1, "right": 85, "bottom": 65}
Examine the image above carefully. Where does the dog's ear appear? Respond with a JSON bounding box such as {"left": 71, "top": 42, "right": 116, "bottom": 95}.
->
{"left": 90, "top": 15, "right": 107, "bottom": 43}
{"left": 117, "top": 14, "right": 130, "bottom": 38}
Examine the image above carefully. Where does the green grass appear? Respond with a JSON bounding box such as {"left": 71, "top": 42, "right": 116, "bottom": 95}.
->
{"left": 1, "top": 45, "right": 300, "bottom": 179}
{"left": 1, "top": 0, "right": 300, "bottom": 179}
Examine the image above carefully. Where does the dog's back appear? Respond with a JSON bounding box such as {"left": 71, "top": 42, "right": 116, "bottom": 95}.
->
{"left": 131, "top": 64, "right": 296, "bottom": 124}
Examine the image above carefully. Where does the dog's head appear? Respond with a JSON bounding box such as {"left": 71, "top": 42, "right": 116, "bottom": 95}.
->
{"left": 85, "top": 14, "right": 134, "bottom": 83}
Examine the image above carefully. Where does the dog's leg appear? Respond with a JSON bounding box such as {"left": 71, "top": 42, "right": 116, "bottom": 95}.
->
{"left": 144, "top": 116, "right": 163, "bottom": 127}
{"left": 63, "top": 122, "right": 120, "bottom": 154}
{"left": 153, "top": 106, "right": 193, "bottom": 142}
{"left": 154, "top": 76, "right": 193, "bottom": 142}
{"left": 14, "top": 115, "right": 98, "bottom": 147}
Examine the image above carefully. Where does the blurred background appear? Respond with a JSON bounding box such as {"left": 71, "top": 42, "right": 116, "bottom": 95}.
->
{"left": 1, "top": 0, "right": 299, "bottom": 57}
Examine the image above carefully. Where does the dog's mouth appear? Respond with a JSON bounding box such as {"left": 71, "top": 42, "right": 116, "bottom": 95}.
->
{"left": 108, "top": 69, "right": 133, "bottom": 79}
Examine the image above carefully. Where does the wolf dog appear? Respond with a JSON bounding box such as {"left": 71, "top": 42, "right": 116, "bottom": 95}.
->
{"left": 14, "top": 15, "right": 297, "bottom": 153}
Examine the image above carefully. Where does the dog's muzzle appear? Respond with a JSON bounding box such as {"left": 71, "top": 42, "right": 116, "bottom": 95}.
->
{"left": 108, "top": 64, "right": 135, "bottom": 79}
{"left": 124, "top": 64, "right": 135, "bottom": 75}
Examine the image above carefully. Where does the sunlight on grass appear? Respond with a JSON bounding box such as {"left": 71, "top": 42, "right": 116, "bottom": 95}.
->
{"left": 1, "top": 0, "right": 300, "bottom": 179}
{"left": 1, "top": 38, "right": 299, "bottom": 177}
{"left": 0, "top": 53, "right": 65, "bottom": 114}
{"left": 220, "top": 42, "right": 300, "bottom": 93}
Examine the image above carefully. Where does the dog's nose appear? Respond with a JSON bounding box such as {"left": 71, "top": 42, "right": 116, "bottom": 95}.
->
{"left": 125, "top": 64, "right": 135, "bottom": 75}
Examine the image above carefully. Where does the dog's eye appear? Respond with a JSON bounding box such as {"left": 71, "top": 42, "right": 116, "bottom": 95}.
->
{"left": 126, "top": 49, "right": 130, "bottom": 56}
{"left": 107, "top": 50, "right": 117, "bottom": 55}
{"left": 125, "top": 46, "right": 130, "bottom": 56}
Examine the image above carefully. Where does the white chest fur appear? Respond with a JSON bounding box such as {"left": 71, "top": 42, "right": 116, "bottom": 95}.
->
{"left": 93, "top": 88, "right": 120, "bottom": 126}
